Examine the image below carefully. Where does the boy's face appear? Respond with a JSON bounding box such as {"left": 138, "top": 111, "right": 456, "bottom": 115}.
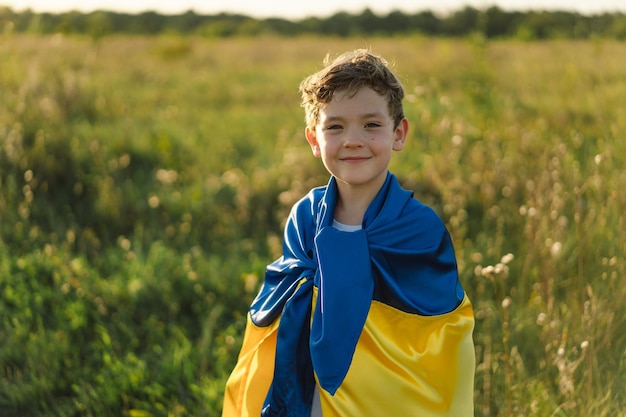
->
{"left": 305, "top": 87, "right": 408, "bottom": 193}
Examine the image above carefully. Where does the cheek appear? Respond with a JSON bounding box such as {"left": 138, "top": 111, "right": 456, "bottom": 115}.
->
{"left": 318, "top": 144, "right": 331, "bottom": 159}
{"left": 317, "top": 138, "right": 333, "bottom": 152}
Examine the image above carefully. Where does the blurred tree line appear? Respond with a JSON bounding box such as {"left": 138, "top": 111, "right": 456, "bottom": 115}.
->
{"left": 1, "top": 6, "right": 626, "bottom": 40}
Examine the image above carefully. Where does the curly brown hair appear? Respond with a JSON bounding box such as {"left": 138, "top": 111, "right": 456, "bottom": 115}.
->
{"left": 299, "top": 49, "right": 405, "bottom": 130}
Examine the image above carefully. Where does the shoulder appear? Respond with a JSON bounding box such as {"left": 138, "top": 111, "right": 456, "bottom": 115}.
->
{"left": 386, "top": 173, "right": 444, "bottom": 227}
{"left": 404, "top": 196, "right": 443, "bottom": 223}
{"left": 283, "top": 185, "right": 327, "bottom": 245}
{"left": 289, "top": 185, "right": 327, "bottom": 218}
{"left": 399, "top": 195, "right": 450, "bottom": 244}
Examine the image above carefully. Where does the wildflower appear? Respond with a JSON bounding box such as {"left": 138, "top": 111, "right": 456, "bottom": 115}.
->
{"left": 474, "top": 265, "right": 483, "bottom": 277}
{"left": 594, "top": 154, "right": 602, "bottom": 165}
{"left": 481, "top": 265, "right": 495, "bottom": 278}
{"left": 494, "top": 263, "right": 509, "bottom": 277}
{"left": 118, "top": 236, "right": 131, "bottom": 251}
{"left": 536, "top": 312, "right": 547, "bottom": 325}
{"left": 148, "top": 195, "right": 160, "bottom": 208}
{"left": 156, "top": 168, "right": 178, "bottom": 184}
{"left": 501, "top": 253, "right": 514, "bottom": 265}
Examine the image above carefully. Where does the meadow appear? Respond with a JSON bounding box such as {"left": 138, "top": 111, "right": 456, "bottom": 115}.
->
{"left": 0, "top": 33, "right": 624, "bottom": 416}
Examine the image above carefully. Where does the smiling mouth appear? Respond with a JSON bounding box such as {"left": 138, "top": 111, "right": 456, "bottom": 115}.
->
{"left": 341, "top": 156, "right": 370, "bottom": 161}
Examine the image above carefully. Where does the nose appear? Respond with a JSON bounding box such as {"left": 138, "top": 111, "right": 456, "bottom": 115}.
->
{"left": 343, "top": 127, "right": 365, "bottom": 147}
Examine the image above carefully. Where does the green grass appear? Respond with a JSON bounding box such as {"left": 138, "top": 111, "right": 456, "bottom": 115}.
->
{"left": 1, "top": 34, "right": 624, "bottom": 416}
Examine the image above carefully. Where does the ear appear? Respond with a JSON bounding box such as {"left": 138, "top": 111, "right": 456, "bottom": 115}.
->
{"left": 305, "top": 126, "right": 322, "bottom": 158}
{"left": 392, "top": 118, "right": 409, "bottom": 151}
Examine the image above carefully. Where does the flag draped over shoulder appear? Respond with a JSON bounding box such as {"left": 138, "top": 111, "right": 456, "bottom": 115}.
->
{"left": 223, "top": 172, "right": 471, "bottom": 417}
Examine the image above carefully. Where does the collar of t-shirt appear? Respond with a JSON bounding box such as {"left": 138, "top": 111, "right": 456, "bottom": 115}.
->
{"left": 332, "top": 219, "right": 362, "bottom": 232}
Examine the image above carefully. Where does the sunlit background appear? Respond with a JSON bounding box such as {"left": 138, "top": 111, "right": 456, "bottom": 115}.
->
{"left": 2, "top": 0, "right": 626, "bottom": 17}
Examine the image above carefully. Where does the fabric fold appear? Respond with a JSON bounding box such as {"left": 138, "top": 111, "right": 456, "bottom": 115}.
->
{"left": 250, "top": 172, "right": 464, "bottom": 415}
{"left": 261, "top": 279, "right": 315, "bottom": 417}
{"left": 311, "top": 227, "right": 373, "bottom": 394}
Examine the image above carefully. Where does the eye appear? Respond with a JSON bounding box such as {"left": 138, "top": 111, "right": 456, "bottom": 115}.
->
{"left": 325, "top": 124, "right": 342, "bottom": 131}
{"left": 365, "top": 122, "right": 382, "bottom": 128}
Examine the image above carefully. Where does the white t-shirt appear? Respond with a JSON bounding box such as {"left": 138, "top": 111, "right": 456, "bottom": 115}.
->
{"left": 311, "top": 386, "right": 323, "bottom": 417}
{"left": 332, "top": 219, "right": 363, "bottom": 232}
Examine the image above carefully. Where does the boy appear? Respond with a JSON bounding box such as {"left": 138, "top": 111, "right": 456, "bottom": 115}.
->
{"left": 222, "top": 49, "right": 475, "bottom": 417}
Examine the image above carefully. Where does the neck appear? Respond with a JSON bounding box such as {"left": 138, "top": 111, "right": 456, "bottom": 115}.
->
{"left": 333, "top": 176, "right": 386, "bottom": 225}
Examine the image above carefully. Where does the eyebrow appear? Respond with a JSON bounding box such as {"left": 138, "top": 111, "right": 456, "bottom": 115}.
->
{"left": 322, "top": 112, "right": 387, "bottom": 123}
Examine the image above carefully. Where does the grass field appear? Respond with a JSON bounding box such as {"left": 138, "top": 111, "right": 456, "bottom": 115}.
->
{"left": 1, "top": 34, "right": 625, "bottom": 416}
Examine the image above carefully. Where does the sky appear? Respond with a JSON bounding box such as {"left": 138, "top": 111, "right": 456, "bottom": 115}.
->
{"left": 2, "top": 0, "right": 625, "bottom": 18}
